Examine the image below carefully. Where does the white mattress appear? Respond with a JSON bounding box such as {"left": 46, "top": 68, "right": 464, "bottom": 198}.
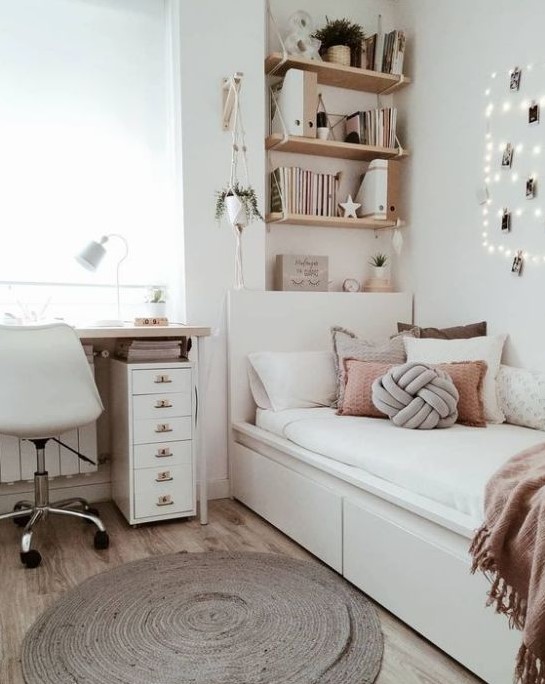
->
{"left": 256, "top": 408, "right": 545, "bottom": 521}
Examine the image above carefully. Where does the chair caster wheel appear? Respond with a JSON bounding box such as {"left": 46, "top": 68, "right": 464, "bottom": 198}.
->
{"left": 20, "top": 550, "right": 42, "bottom": 569}
{"left": 84, "top": 507, "right": 100, "bottom": 523}
{"left": 94, "top": 530, "right": 109, "bottom": 550}
{"left": 13, "top": 504, "right": 31, "bottom": 527}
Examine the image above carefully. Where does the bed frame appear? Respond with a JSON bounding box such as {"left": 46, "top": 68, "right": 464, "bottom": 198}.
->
{"left": 227, "top": 290, "right": 519, "bottom": 684}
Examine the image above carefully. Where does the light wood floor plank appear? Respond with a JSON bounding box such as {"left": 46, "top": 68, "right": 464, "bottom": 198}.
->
{"left": 0, "top": 499, "right": 482, "bottom": 684}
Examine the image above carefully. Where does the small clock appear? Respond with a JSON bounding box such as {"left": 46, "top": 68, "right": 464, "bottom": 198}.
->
{"left": 342, "top": 278, "right": 360, "bottom": 293}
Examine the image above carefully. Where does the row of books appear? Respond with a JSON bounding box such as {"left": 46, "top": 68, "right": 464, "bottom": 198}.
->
{"left": 345, "top": 108, "right": 398, "bottom": 149}
{"left": 115, "top": 339, "right": 184, "bottom": 362}
{"left": 358, "top": 30, "right": 406, "bottom": 75}
{"left": 270, "top": 167, "right": 338, "bottom": 217}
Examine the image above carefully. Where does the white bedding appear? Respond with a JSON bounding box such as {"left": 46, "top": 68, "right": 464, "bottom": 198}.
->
{"left": 256, "top": 408, "right": 545, "bottom": 520}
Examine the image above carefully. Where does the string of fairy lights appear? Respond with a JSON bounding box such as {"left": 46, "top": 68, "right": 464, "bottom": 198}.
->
{"left": 481, "top": 63, "right": 545, "bottom": 273}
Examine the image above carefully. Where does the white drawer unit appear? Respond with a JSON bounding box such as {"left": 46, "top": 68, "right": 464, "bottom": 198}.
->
{"left": 110, "top": 358, "right": 196, "bottom": 525}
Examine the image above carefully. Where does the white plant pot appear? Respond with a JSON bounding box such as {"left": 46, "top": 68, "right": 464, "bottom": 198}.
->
{"left": 226, "top": 194, "right": 248, "bottom": 228}
{"left": 373, "top": 266, "right": 388, "bottom": 280}
{"left": 143, "top": 302, "right": 167, "bottom": 318}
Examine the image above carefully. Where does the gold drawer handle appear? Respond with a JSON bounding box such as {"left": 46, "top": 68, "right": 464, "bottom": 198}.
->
{"left": 157, "top": 495, "right": 173, "bottom": 507}
{"left": 154, "top": 375, "right": 172, "bottom": 384}
{"left": 155, "top": 399, "right": 172, "bottom": 409}
{"left": 155, "top": 448, "right": 172, "bottom": 458}
{"left": 155, "top": 424, "right": 173, "bottom": 433}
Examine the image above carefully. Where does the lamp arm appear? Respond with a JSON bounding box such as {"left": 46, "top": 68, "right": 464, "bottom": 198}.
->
{"left": 104, "top": 233, "right": 129, "bottom": 322}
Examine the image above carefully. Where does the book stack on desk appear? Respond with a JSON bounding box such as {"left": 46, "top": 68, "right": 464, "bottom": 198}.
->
{"left": 115, "top": 339, "right": 183, "bottom": 362}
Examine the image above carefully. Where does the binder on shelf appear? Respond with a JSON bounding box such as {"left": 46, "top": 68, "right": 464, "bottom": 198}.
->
{"left": 355, "top": 160, "right": 401, "bottom": 221}
{"left": 271, "top": 68, "right": 318, "bottom": 139}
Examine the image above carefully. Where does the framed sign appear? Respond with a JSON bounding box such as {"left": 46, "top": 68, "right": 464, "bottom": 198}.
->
{"left": 275, "top": 254, "right": 329, "bottom": 291}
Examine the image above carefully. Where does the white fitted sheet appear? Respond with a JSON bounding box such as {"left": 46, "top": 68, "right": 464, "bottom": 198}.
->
{"left": 255, "top": 408, "right": 545, "bottom": 520}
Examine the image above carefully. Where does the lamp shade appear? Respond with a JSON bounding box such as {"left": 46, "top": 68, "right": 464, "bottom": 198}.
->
{"left": 76, "top": 239, "right": 107, "bottom": 271}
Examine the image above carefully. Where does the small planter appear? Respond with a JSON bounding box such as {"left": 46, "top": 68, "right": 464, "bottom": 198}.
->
{"left": 225, "top": 194, "right": 248, "bottom": 228}
{"left": 326, "top": 45, "right": 351, "bottom": 66}
{"left": 143, "top": 302, "right": 167, "bottom": 318}
{"left": 373, "top": 266, "right": 388, "bottom": 280}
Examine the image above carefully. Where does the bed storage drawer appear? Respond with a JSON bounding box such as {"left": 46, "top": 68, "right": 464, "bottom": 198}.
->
{"left": 343, "top": 498, "right": 519, "bottom": 684}
{"left": 232, "top": 443, "right": 342, "bottom": 572}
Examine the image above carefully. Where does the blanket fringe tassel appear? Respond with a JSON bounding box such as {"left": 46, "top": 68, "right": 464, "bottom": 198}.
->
{"left": 471, "top": 526, "right": 543, "bottom": 684}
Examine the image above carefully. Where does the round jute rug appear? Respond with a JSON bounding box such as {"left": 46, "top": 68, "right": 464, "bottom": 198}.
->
{"left": 22, "top": 551, "right": 383, "bottom": 684}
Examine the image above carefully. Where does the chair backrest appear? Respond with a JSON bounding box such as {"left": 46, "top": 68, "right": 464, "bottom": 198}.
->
{"left": 0, "top": 323, "right": 104, "bottom": 438}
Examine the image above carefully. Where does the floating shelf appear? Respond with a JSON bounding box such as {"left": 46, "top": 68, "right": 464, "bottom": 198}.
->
{"left": 265, "top": 53, "right": 410, "bottom": 94}
{"left": 266, "top": 213, "right": 398, "bottom": 230}
{"left": 266, "top": 134, "right": 408, "bottom": 162}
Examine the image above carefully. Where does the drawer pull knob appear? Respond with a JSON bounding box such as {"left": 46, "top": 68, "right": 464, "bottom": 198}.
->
{"left": 155, "top": 448, "right": 172, "bottom": 458}
{"left": 155, "top": 424, "right": 173, "bottom": 433}
{"left": 156, "top": 476, "right": 173, "bottom": 483}
{"left": 157, "top": 495, "right": 173, "bottom": 507}
{"left": 154, "top": 375, "right": 172, "bottom": 384}
{"left": 155, "top": 399, "right": 172, "bottom": 409}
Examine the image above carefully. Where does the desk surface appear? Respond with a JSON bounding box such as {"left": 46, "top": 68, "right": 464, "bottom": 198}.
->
{"left": 77, "top": 323, "right": 211, "bottom": 339}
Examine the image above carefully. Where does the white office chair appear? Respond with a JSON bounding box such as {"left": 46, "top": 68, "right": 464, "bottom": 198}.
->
{"left": 0, "top": 323, "right": 109, "bottom": 568}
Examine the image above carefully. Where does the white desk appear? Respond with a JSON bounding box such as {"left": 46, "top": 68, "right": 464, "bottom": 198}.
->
{"left": 77, "top": 324, "right": 211, "bottom": 525}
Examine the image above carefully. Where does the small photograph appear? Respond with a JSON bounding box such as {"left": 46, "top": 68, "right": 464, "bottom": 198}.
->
{"left": 510, "top": 67, "right": 522, "bottom": 91}
{"left": 529, "top": 101, "right": 540, "bottom": 125}
{"left": 501, "top": 143, "right": 514, "bottom": 168}
{"left": 526, "top": 176, "right": 537, "bottom": 199}
{"left": 501, "top": 208, "right": 511, "bottom": 232}
{"left": 511, "top": 251, "right": 523, "bottom": 276}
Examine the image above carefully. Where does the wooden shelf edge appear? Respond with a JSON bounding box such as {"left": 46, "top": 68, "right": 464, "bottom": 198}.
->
{"left": 266, "top": 213, "right": 399, "bottom": 230}
{"left": 265, "top": 134, "right": 409, "bottom": 161}
{"left": 265, "top": 52, "right": 411, "bottom": 94}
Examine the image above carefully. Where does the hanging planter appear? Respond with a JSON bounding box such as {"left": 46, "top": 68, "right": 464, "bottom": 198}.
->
{"left": 214, "top": 73, "right": 263, "bottom": 290}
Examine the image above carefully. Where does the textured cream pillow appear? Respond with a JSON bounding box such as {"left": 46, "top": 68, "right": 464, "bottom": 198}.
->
{"left": 404, "top": 335, "right": 507, "bottom": 423}
{"left": 497, "top": 365, "right": 545, "bottom": 430}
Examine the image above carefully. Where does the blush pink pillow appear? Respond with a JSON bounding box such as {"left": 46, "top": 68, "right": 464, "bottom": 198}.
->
{"left": 339, "top": 360, "right": 394, "bottom": 417}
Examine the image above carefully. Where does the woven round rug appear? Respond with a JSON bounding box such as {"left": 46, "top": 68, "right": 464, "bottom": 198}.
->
{"left": 22, "top": 551, "right": 383, "bottom": 684}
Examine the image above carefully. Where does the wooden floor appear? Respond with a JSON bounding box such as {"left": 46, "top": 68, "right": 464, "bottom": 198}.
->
{"left": 0, "top": 499, "right": 482, "bottom": 684}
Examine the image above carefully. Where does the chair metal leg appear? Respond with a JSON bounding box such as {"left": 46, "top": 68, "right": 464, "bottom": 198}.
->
{"left": 21, "top": 509, "right": 44, "bottom": 554}
{"left": 48, "top": 506, "right": 106, "bottom": 533}
{"left": 0, "top": 508, "right": 34, "bottom": 523}
{"left": 51, "top": 497, "right": 90, "bottom": 511}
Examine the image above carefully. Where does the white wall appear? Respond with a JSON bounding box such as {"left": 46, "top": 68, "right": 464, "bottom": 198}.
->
{"left": 266, "top": 0, "right": 400, "bottom": 290}
{"left": 178, "top": 0, "right": 266, "bottom": 488}
{"left": 396, "top": 0, "right": 545, "bottom": 370}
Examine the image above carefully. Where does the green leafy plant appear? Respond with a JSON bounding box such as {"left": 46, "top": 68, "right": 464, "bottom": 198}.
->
{"left": 369, "top": 253, "right": 389, "bottom": 268}
{"left": 146, "top": 286, "right": 166, "bottom": 304}
{"left": 313, "top": 17, "right": 365, "bottom": 51}
{"left": 215, "top": 183, "right": 264, "bottom": 224}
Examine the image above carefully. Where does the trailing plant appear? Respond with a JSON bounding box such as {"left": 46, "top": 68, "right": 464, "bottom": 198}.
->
{"left": 369, "top": 253, "right": 389, "bottom": 268}
{"left": 215, "top": 182, "right": 264, "bottom": 224}
{"left": 312, "top": 17, "right": 365, "bottom": 51}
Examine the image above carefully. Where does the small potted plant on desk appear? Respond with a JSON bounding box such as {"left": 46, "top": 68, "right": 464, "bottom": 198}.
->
{"left": 313, "top": 17, "right": 365, "bottom": 66}
{"left": 369, "top": 253, "right": 389, "bottom": 279}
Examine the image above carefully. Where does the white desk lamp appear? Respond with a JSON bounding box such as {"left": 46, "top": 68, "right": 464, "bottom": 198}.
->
{"left": 76, "top": 234, "right": 129, "bottom": 327}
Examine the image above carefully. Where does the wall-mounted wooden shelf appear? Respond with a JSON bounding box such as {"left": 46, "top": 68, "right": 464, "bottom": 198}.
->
{"left": 266, "top": 134, "right": 408, "bottom": 162}
{"left": 266, "top": 212, "right": 398, "bottom": 230}
{"left": 265, "top": 53, "right": 410, "bottom": 94}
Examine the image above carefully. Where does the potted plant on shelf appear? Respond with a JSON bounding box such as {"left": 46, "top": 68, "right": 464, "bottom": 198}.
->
{"left": 215, "top": 182, "right": 263, "bottom": 229}
{"left": 144, "top": 285, "right": 167, "bottom": 318}
{"left": 313, "top": 17, "right": 365, "bottom": 66}
{"left": 369, "top": 253, "right": 389, "bottom": 280}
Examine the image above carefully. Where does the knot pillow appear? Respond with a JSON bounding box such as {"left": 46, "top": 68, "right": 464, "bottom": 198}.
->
{"left": 372, "top": 362, "right": 459, "bottom": 429}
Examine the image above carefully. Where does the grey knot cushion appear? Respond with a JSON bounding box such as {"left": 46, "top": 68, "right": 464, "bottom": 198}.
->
{"left": 372, "top": 362, "right": 459, "bottom": 429}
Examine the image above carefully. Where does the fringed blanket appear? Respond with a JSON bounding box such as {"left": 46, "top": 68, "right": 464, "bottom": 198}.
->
{"left": 471, "top": 442, "right": 545, "bottom": 684}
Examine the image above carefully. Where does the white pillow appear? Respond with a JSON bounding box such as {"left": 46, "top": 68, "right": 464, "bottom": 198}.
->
{"left": 247, "top": 351, "right": 337, "bottom": 412}
{"left": 404, "top": 335, "right": 507, "bottom": 423}
{"left": 497, "top": 365, "right": 545, "bottom": 430}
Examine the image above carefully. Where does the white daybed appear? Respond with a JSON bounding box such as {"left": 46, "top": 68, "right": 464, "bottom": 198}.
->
{"left": 228, "top": 290, "right": 538, "bottom": 684}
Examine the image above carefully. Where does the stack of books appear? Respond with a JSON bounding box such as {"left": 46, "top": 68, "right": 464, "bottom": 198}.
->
{"left": 115, "top": 339, "right": 183, "bottom": 362}
{"left": 270, "top": 167, "right": 338, "bottom": 217}
{"left": 345, "top": 108, "right": 398, "bottom": 148}
{"left": 359, "top": 31, "right": 406, "bottom": 75}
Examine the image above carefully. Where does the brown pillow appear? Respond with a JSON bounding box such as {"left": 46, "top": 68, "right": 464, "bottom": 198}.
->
{"left": 397, "top": 321, "right": 487, "bottom": 339}
{"left": 438, "top": 361, "right": 488, "bottom": 427}
{"left": 339, "top": 360, "right": 393, "bottom": 417}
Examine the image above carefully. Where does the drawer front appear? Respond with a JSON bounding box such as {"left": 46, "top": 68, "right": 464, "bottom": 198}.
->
{"left": 133, "top": 417, "right": 192, "bottom": 445}
{"left": 132, "top": 392, "right": 191, "bottom": 420}
{"left": 133, "top": 463, "right": 193, "bottom": 518}
{"left": 131, "top": 368, "right": 191, "bottom": 396}
{"left": 133, "top": 440, "right": 192, "bottom": 470}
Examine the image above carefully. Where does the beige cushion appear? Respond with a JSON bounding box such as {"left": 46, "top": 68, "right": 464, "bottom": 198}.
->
{"left": 339, "top": 360, "right": 393, "bottom": 418}
{"left": 439, "top": 361, "right": 487, "bottom": 427}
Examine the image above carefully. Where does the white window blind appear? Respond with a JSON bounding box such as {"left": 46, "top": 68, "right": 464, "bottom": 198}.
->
{"left": 0, "top": 0, "right": 178, "bottom": 288}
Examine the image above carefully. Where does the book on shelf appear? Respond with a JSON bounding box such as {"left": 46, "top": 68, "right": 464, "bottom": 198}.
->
{"left": 270, "top": 166, "right": 338, "bottom": 217}
{"left": 345, "top": 108, "right": 398, "bottom": 148}
{"left": 361, "top": 34, "right": 377, "bottom": 71}
{"left": 380, "top": 30, "right": 406, "bottom": 75}
{"left": 115, "top": 339, "right": 184, "bottom": 362}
